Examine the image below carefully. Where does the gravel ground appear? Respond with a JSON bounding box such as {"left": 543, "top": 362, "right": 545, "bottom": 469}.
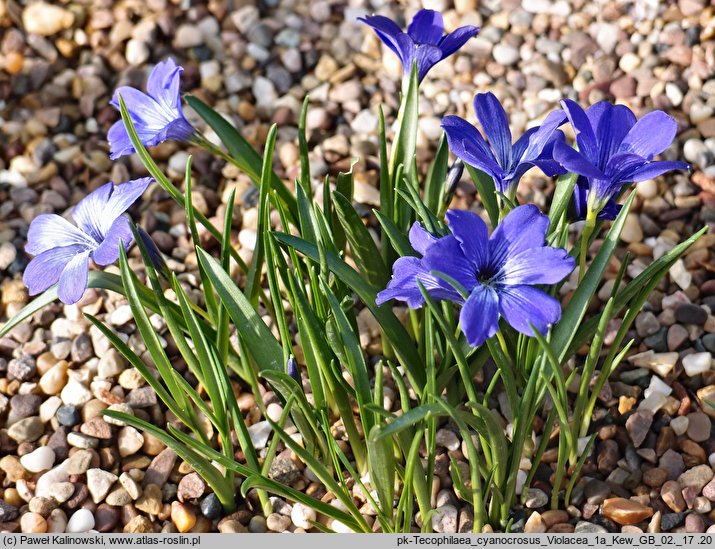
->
{"left": 1, "top": 0, "right": 715, "bottom": 535}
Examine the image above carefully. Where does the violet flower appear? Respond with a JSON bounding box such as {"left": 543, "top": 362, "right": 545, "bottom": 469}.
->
{"left": 359, "top": 9, "right": 479, "bottom": 83}
{"left": 377, "top": 205, "right": 575, "bottom": 347}
{"left": 442, "top": 92, "right": 567, "bottom": 196}
{"left": 108, "top": 58, "right": 195, "bottom": 159}
{"left": 23, "top": 178, "right": 152, "bottom": 305}
{"left": 553, "top": 100, "right": 689, "bottom": 217}
{"left": 569, "top": 177, "right": 622, "bottom": 221}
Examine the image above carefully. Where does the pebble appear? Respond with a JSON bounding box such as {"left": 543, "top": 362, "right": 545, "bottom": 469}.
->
{"left": 683, "top": 353, "right": 712, "bottom": 376}
{"left": 686, "top": 412, "right": 712, "bottom": 442}
{"left": 676, "top": 304, "right": 708, "bottom": 325}
{"left": 602, "top": 498, "right": 654, "bottom": 525}
{"left": 0, "top": 499, "right": 19, "bottom": 522}
{"left": 65, "top": 508, "right": 95, "bottom": 533}
{"left": 118, "top": 426, "right": 145, "bottom": 457}
{"left": 200, "top": 493, "right": 222, "bottom": 520}
{"left": 8, "top": 417, "right": 44, "bottom": 443}
{"left": 19, "top": 446, "right": 55, "bottom": 473}
{"left": 248, "top": 421, "right": 272, "bottom": 449}
{"left": 171, "top": 501, "right": 197, "bottom": 533}
{"left": 178, "top": 473, "right": 205, "bottom": 502}
{"left": 135, "top": 484, "right": 163, "bottom": 515}
{"left": 524, "top": 511, "right": 546, "bottom": 533}
{"left": 626, "top": 410, "right": 653, "bottom": 447}
{"left": 524, "top": 488, "right": 548, "bottom": 509}
{"left": 22, "top": 2, "right": 74, "bottom": 36}
{"left": 678, "top": 465, "right": 714, "bottom": 491}
{"left": 291, "top": 502, "right": 316, "bottom": 529}
{"left": 48, "top": 482, "right": 75, "bottom": 504}
{"left": 431, "top": 504, "right": 458, "bottom": 533}
{"left": 20, "top": 512, "right": 48, "bottom": 533}
{"left": 87, "top": 469, "right": 118, "bottom": 504}
{"left": 94, "top": 504, "right": 120, "bottom": 533}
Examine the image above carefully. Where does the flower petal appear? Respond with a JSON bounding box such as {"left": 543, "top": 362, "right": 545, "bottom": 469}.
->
{"left": 474, "top": 93, "right": 512, "bottom": 169}
{"left": 358, "top": 15, "right": 408, "bottom": 63}
{"left": 72, "top": 178, "right": 151, "bottom": 240}
{"left": 619, "top": 110, "right": 679, "bottom": 159}
{"left": 377, "top": 256, "right": 459, "bottom": 308}
{"left": 438, "top": 25, "right": 479, "bottom": 58}
{"left": 553, "top": 141, "right": 605, "bottom": 179}
{"left": 441, "top": 116, "right": 503, "bottom": 180}
{"left": 498, "top": 285, "right": 561, "bottom": 336}
{"left": 590, "top": 102, "right": 636, "bottom": 169}
{"left": 23, "top": 245, "right": 86, "bottom": 296}
{"left": 407, "top": 9, "right": 444, "bottom": 45}
{"left": 559, "top": 99, "right": 599, "bottom": 166}
{"left": 108, "top": 120, "right": 135, "bottom": 159}
{"left": 57, "top": 249, "right": 91, "bottom": 305}
{"left": 501, "top": 247, "right": 575, "bottom": 285}
{"left": 489, "top": 204, "right": 549, "bottom": 267}
{"left": 423, "top": 235, "right": 478, "bottom": 295}
{"left": 445, "top": 209, "right": 489, "bottom": 270}
{"left": 146, "top": 58, "right": 182, "bottom": 112}
{"left": 402, "top": 37, "right": 443, "bottom": 81}
{"left": 25, "top": 214, "right": 96, "bottom": 256}
{"left": 92, "top": 216, "right": 133, "bottom": 266}
{"left": 408, "top": 222, "right": 439, "bottom": 255}
{"left": 617, "top": 160, "right": 690, "bottom": 183}
{"left": 459, "top": 284, "right": 499, "bottom": 347}
{"left": 517, "top": 110, "right": 568, "bottom": 165}
{"left": 111, "top": 87, "right": 172, "bottom": 132}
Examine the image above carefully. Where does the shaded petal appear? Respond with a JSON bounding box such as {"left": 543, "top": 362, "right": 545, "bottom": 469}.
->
{"left": 402, "top": 38, "right": 443, "bottom": 81}
{"left": 459, "top": 284, "right": 499, "bottom": 347}
{"left": 489, "top": 204, "right": 549, "bottom": 268}
{"left": 619, "top": 110, "right": 679, "bottom": 159}
{"left": 445, "top": 209, "right": 489, "bottom": 270}
{"left": 111, "top": 87, "right": 171, "bottom": 131}
{"left": 358, "top": 15, "right": 408, "bottom": 62}
{"left": 408, "top": 222, "right": 439, "bottom": 255}
{"left": 441, "top": 115, "right": 503, "bottom": 180}
{"left": 501, "top": 247, "right": 575, "bottom": 285}
{"left": 407, "top": 9, "right": 444, "bottom": 45}
{"left": 146, "top": 58, "right": 182, "bottom": 112}
{"left": 377, "top": 256, "right": 459, "bottom": 308}
{"left": 423, "top": 235, "right": 478, "bottom": 294}
{"left": 23, "top": 245, "right": 86, "bottom": 296}
{"left": 559, "top": 99, "right": 599, "bottom": 166}
{"left": 517, "top": 110, "right": 568, "bottom": 164}
{"left": 498, "top": 285, "right": 561, "bottom": 336}
{"left": 92, "top": 216, "right": 133, "bottom": 266}
{"left": 57, "top": 250, "right": 91, "bottom": 305}
{"left": 25, "top": 214, "right": 96, "bottom": 256}
{"left": 161, "top": 117, "right": 195, "bottom": 142}
{"left": 591, "top": 102, "right": 636, "bottom": 169}
{"left": 553, "top": 141, "right": 605, "bottom": 179}
{"left": 474, "top": 93, "right": 512, "bottom": 169}
{"left": 72, "top": 178, "right": 151, "bottom": 240}
{"left": 618, "top": 160, "right": 690, "bottom": 183}
{"left": 438, "top": 25, "right": 480, "bottom": 57}
{"left": 108, "top": 120, "right": 135, "bottom": 159}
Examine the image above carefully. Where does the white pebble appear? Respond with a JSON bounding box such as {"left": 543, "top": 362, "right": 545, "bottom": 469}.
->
{"left": 670, "top": 416, "right": 689, "bottom": 436}
{"left": 35, "top": 463, "right": 69, "bottom": 498}
{"left": 683, "top": 352, "right": 712, "bottom": 377}
{"left": 65, "top": 509, "right": 95, "bottom": 533}
{"left": 291, "top": 502, "right": 316, "bottom": 529}
{"left": 638, "top": 391, "right": 668, "bottom": 413}
{"left": 20, "top": 446, "right": 55, "bottom": 473}
{"left": 248, "top": 421, "right": 272, "bottom": 449}
{"left": 644, "top": 376, "right": 673, "bottom": 399}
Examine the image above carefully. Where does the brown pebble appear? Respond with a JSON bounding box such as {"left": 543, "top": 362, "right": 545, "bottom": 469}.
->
{"left": 171, "top": 501, "right": 196, "bottom": 533}
{"left": 602, "top": 497, "right": 654, "bottom": 525}
{"left": 124, "top": 515, "right": 154, "bottom": 533}
{"left": 94, "top": 503, "right": 120, "bottom": 533}
{"left": 20, "top": 512, "right": 47, "bottom": 533}
{"left": 643, "top": 468, "right": 668, "bottom": 488}
{"left": 661, "top": 480, "right": 686, "bottom": 512}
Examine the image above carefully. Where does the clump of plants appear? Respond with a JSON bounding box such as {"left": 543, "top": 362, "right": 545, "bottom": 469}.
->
{"left": 2, "top": 8, "right": 701, "bottom": 533}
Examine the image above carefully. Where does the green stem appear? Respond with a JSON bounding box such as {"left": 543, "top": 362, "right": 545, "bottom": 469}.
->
{"left": 579, "top": 210, "right": 597, "bottom": 283}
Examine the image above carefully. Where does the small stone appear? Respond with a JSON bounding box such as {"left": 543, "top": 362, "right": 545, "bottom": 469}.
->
{"left": 20, "top": 512, "right": 47, "bottom": 533}
{"left": 118, "top": 426, "right": 144, "bottom": 457}
{"left": 659, "top": 450, "right": 685, "bottom": 480}
{"left": 683, "top": 353, "right": 712, "bottom": 377}
{"left": 97, "top": 349, "right": 125, "bottom": 379}
{"left": 124, "top": 516, "right": 154, "bottom": 533}
{"left": 174, "top": 24, "right": 203, "bottom": 48}
{"left": 436, "top": 429, "right": 460, "bottom": 451}
{"left": 685, "top": 513, "right": 705, "bottom": 533}
{"left": 61, "top": 380, "right": 91, "bottom": 407}
{"left": 524, "top": 511, "right": 546, "bottom": 533}
{"left": 65, "top": 450, "right": 93, "bottom": 475}
{"left": 584, "top": 479, "right": 611, "bottom": 504}
{"left": 48, "top": 482, "right": 74, "bottom": 504}
{"left": 143, "top": 448, "right": 177, "bottom": 487}
{"left": 643, "top": 468, "right": 668, "bottom": 488}
{"left": 702, "top": 477, "right": 715, "bottom": 501}
{"left": 697, "top": 386, "right": 715, "bottom": 418}
{"left": 525, "top": 488, "right": 548, "bottom": 509}
{"left": 56, "top": 405, "right": 80, "bottom": 427}
{"left": 676, "top": 304, "right": 708, "bottom": 325}
{"left": 105, "top": 488, "right": 132, "bottom": 507}
{"left": 200, "top": 493, "right": 222, "bottom": 520}
{"left": 667, "top": 324, "right": 689, "bottom": 351}
{"left": 493, "top": 44, "right": 520, "bottom": 65}
{"left": 20, "top": 446, "right": 55, "bottom": 473}
{"left": 626, "top": 410, "right": 653, "bottom": 447}
{"left": 431, "top": 504, "right": 458, "bottom": 533}
{"left": 678, "top": 465, "right": 714, "bottom": 491}
{"left": 65, "top": 508, "right": 95, "bottom": 533}
{"left": 291, "top": 502, "right": 316, "bottom": 529}
{"left": 686, "top": 412, "right": 712, "bottom": 442}
{"left": 602, "top": 497, "right": 654, "bottom": 525}
{"left": 125, "top": 39, "right": 149, "bottom": 66}
{"left": 0, "top": 500, "right": 19, "bottom": 521}
{"left": 94, "top": 504, "right": 120, "bottom": 533}
{"left": 135, "top": 484, "right": 163, "bottom": 515}
{"left": 8, "top": 416, "right": 44, "bottom": 443}
{"left": 622, "top": 214, "right": 644, "bottom": 244}
{"left": 178, "top": 473, "right": 205, "bottom": 502}
{"left": 171, "top": 501, "right": 197, "bottom": 533}
{"left": 218, "top": 519, "right": 248, "bottom": 533}
{"left": 671, "top": 416, "right": 689, "bottom": 436}
{"left": 119, "top": 473, "right": 142, "bottom": 500}
{"left": 22, "top": 3, "right": 74, "bottom": 36}
{"left": 248, "top": 421, "right": 272, "bottom": 449}
{"left": 268, "top": 456, "right": 300, "bottom": 485}
{"left": 80, "top": 416, "right": 112, "bottom": 439}
{"left": 266, "top": 513, "right": 291, "bottom": 532}
{"left": 574, "top": 521, "right": 607, "bottom": 533}
{"left": 87, "top": 469, "right": 118, "bottom": 504}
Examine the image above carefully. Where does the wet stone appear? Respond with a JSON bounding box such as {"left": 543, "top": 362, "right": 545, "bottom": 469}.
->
{"left": 200, "top": 493, "right": 222, "bottom": 520}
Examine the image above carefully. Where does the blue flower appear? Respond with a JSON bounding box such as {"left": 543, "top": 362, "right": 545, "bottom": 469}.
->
{"left": 553, "top": 100, "right": 689, "bottom": 216}
{"left": 108, "top": 58, "right": 195, "bottom": 159}
{"left": 442, "top": 93, "right": 567, "bottom": 196}
{"left": 377, "top": 205, "right": 575, "bottom": 347}
{"left": 23, "top": 178, "right": 152, "bottom": 304}
{"left": 359, "top": 9, "right": 479, "bottom": 83}
{"left": 569, "top": 177, "right": 622, "bottom": 221}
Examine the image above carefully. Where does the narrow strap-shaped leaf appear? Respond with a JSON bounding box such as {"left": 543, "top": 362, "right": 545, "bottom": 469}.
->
{"left": 466, "top": 165, "right": 499, "bottom": 228}
{"left": 196, "top": 249, "right": 283, "bottom": 372}
{"left": 374, "top": 210, "right": 415, "bottom": 258}
{"left": 390, "top": 63, "right": 419, "bottom": 184}
{"left": 333, "top": 191, "right": 390, "bottom": 288}
{"left": 297, "top": 96, "right": 311, "bottom": 195}
{"left": 548, "top": 172, "right": 578, "bottom": 232}
{"left": 424, "top": 134, "right": 449, "bottom": 215}
{"left": 185, "top": 95, "right": 297, "bottom": 221}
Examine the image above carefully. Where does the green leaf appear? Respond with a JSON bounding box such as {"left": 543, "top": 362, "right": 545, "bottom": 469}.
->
{"left": 424, "top": 134, "right": 449, "bottom": 215}
{"left": 551, "top": 193, "right": 635, "bottom": 363}
{"left": 390, "top": 63, "right": 419, "bottom": 183}
{"left": 548, "top": 172, "right": 578, "bottom": 230}
{"left": 333, "top": 191, "right": 390, "bottom": 288}
{"left": 466, "top": 165, "right": 499, "bottom": 228}
{"left": 185, "top": 95, "right": 297, "bottom": 220}
{"left": 368, "top": 424, "right": 396, "bottom": 516}
{"left": 196, "top": 249, "right": 283, "bottom": 372}
{"left": 374, "top": 210, "right": 415, "bottom": 258}
{"left": 273, "top": 232, "right": 425, "bottom": 391}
